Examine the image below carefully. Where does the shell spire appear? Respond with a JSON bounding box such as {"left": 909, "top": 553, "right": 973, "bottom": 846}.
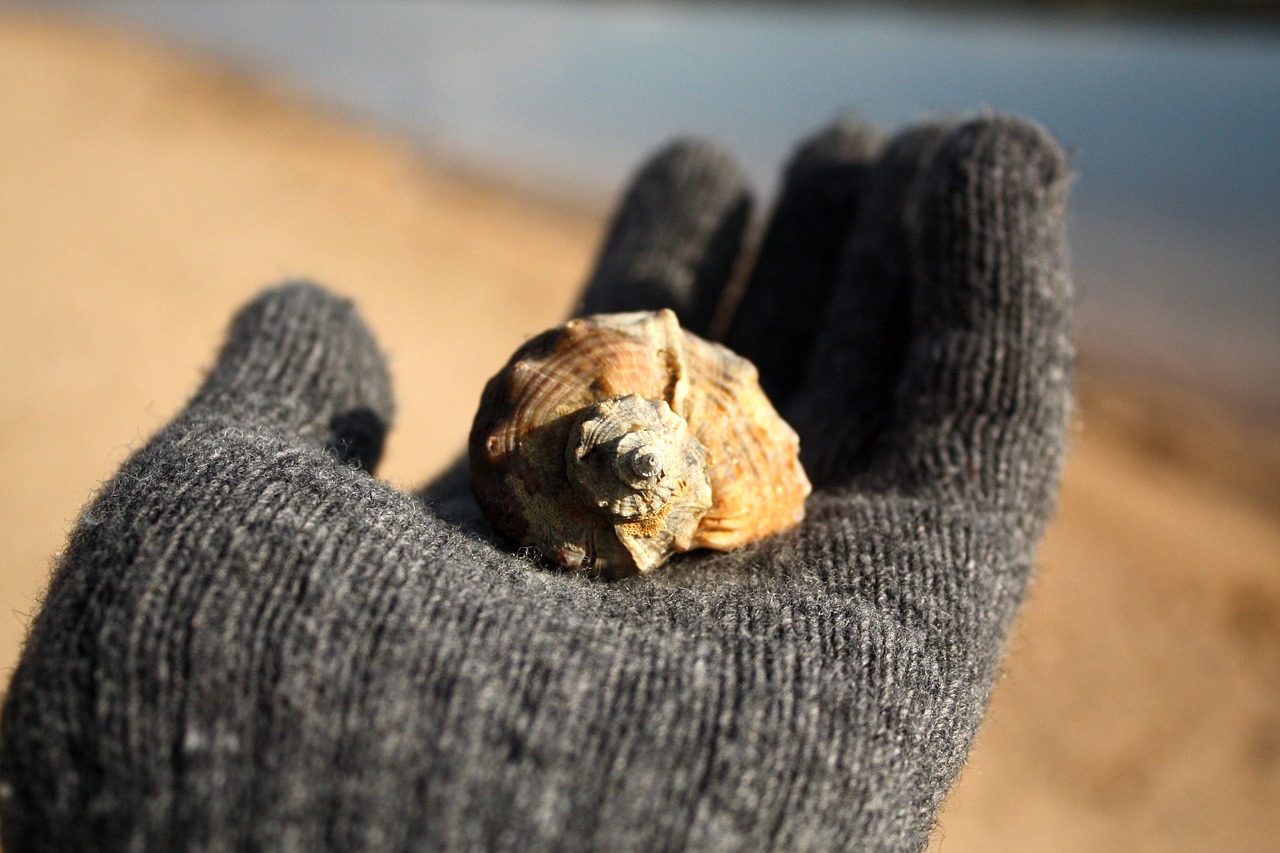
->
{"left": 469, "top": 309, "right": 810, "bottom": 579}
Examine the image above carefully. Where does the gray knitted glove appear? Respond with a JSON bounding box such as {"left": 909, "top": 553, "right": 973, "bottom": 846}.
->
{"left": 0, "top": 114, "right": 1070, "bottom": 852}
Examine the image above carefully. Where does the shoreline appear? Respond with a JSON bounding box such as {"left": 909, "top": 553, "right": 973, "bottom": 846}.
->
{"left": 20, "top": 4, "right": 1280, "bottom": 426}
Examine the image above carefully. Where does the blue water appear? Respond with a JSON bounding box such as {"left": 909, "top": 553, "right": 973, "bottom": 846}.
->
{"left": 38, "top": 0, "right": 1280, "bottom": 413}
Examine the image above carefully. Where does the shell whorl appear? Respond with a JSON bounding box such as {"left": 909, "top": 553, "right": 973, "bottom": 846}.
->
{"left": 567, "top": 394, "right": 713, "bottom": 571}
{"left": 568, "top": 395, "right": 710, "bottom": 520}
{"left": 469, "top": 309, "right": 811, "bottom": 578}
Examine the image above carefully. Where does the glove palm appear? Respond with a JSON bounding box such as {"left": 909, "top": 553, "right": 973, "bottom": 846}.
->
{"left": 1, "top": 115, "right": 1070, "bottom": 852}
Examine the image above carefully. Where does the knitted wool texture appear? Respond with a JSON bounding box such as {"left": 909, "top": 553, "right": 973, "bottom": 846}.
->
{"left": 0, "top": 114, "right": 1071, "bottom": 852}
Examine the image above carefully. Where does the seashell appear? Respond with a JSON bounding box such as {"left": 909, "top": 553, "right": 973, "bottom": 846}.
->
{"left": 469, "top": 309, "right": 811, "bottom": 579}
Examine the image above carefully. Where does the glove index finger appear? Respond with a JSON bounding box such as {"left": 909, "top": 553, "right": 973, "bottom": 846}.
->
{"left": 577, "top": 138, "right": 752, "bottom": 337}
{"left": 185, "top": 282, "right": 394, "bottom": 472}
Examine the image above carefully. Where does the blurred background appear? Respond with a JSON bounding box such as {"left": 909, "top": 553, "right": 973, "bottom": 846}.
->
{"left": 1, "top": 1, "right": 1277, "bottom": 849}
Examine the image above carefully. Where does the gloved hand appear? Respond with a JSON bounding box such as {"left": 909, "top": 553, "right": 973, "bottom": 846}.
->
{"left": 0, "top": 113, "right": 1071, "bottom": 852}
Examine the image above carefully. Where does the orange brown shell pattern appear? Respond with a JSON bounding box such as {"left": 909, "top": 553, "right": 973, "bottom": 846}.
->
{"left": 468, "top": 309, "right": 811, "bottom": 579}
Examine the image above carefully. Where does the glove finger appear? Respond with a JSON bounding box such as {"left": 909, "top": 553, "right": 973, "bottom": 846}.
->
{"left": 784, "top": 120, "right": 956, "bottom": 488}
{"left": 185, "top": 282, "right": 394, "bottom": 472}
{"left": 577, "top": 139, "right": 752, "bottom": 337}
{"left": 723, "top": 115, "right": 884, "bottom": 408}
{"left": 862, "top": 116, "right": 1072, "bottom": 512}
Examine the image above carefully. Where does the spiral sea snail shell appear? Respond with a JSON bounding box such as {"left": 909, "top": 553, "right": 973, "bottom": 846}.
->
{"left": 469, "top": 309, "right": 811, "bottom": 579}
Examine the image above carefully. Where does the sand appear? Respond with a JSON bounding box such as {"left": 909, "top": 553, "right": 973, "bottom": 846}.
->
{"left": 1, "top": 12, "right": 1277, "bottom": 850}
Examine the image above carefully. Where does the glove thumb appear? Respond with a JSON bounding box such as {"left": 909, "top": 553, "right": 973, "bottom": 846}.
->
{"left": 184, "top": 282, "right": 394, "bottom": 472}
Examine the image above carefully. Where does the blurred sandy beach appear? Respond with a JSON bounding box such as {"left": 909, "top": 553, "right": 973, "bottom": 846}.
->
{"left": 1, "top": 11, "right": 1278, "bottom": 851}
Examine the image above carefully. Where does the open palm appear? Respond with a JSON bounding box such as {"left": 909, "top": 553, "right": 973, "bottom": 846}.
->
{"left": 1, "top": 114, "right": 1070, "bottom": 852}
